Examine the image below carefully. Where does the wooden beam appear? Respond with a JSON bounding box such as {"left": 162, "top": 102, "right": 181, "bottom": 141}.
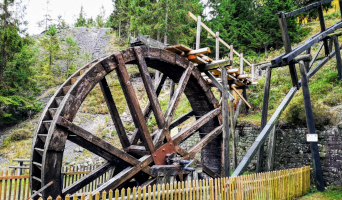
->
{"left": 180, "top": 47, "right": 211, "bottom": 57}
{"left": 318, "top": 4, "right": 329, "bottom": 56}
{"left": 221, "top": 64, "right": 230, "bottom": 177}
{"left": 256, "top": 67, "right": 272, "bottom": 173}
{"left": 197, "top": 60, "right": 232, "bottom": 71}
{"left": 172, "top": 107, "right": 221, "bottom": 145}
{"left": 131, "top": 74, "right": 167, "bottom": 145}
{"left": 309, "top": 43, "right": 324, "bottom": 69}
{"left": 153, "top": 63, "right": 194, "bottom": 147}
{"left": 188, "top": 11, "right": 252, "bottom": 67}
{"left": 56, "top": 116, "right": 152, "bottom": 175}
{"left": 216, "top": 32, "right": 219, "bottom": 61}
{"left": 231, "top": 85, "right": 251, "bottom": 109}
{"left": 265, "top": 126, "right": 276, "bottom": 171}
{"left": 99, "top": 77, "right": 130, "bottom": 149}
{"left": 169, "top": 110, "right": 194, "bottom": 130}
{"left": 333, "top": 35, "right": 342, "bottom": 80}
{"left": 62, "top": 162, "right": 114, "bottom": 195}
{"left": 134, "top": 47, "right": 164, "bottom": 129}
{"left": 196, "top": 16, "right": 201, "bottom": 50}
{"left": 299, "top": 60, "right": 324, "bottom": 192}
{"left": 114, "top": 52, "right": 155, "bottom": 153}
{"left": 184, "top": 125, "right": 223, "bottom": 159}
{"left": 89, "top": 155, "right": 153, "bottom": 194}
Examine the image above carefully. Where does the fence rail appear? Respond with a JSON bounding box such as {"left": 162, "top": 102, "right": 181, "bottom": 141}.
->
{"left": 24, "top": 166, "right": 310, "bottom": 200}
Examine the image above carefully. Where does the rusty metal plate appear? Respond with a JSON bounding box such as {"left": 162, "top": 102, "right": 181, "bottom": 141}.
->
{"left": 152, "top": 141, "right": 177, "bottom": 165}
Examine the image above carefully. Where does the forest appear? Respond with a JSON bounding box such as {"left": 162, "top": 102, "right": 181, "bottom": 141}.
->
{"left": 0, "top": 0, "right": 333, "bottom": 126}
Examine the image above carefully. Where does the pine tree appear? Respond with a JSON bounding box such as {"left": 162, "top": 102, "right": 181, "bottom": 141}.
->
{"left": 39, "top": 25, "right": 60, "bottom": 67}
{"left": 38, "top": 0, "right": 53, "bottom": 30}
{"left": 96, "top": 5, "right": 106, "bottom": 28}
{"left": 63, "top": 37, "right": 80, "bottom": 78}
{"left": 0, "top": 0, "right": 42, "bottom": 124}
{"left": 75, "top": 6, "right": 87, "bottom": 27}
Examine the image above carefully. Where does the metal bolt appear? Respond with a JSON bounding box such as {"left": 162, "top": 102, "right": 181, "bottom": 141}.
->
{"left": 170, "top": 143, "right": 172, "bottom": 146}
{"left": 154, "top": 154, "right": 156, "bottom": 157}
{"left": 162, "top": 149, "right": 165, "bottom": 151}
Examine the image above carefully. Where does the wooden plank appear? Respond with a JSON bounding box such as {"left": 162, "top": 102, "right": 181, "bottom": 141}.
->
{"left": 333, "top": 35, "right": 342, "bottom": 80}
{"left": 198, "top": 60, "right": 232, "bottom": 71}
{"left": 153, "top": 63, "right": 194, "bottom": 146}
{"left": 188, "top": 11, "right": 252, "bottom": 67}
{"left": 309, "top": 43, "right": 324, "bottom": 68}
{"left": 231, "top": 85, "right": 251, "bottom": 109}
{"left": 172, "top": 107, "right": 221, "bottom": 145}
{"left": 317, "top": 4, "right": 329, "bottom": 56}
{"left": 284, "top": 0, "right": 333, "bottom": 17}
{"left": 196, "top": 16, "right": 201, "bottom": 50}
{"left": 99, "top": 77, "right": 130, "bottom": 149}
{"left": 266, "top": 126, "right": 276, "bottom": 171}
{"left": 0, "top": 175, "right": 29, "bottom": 181}
{"left": 256, "top": 67, "right": 272, "bottom": 173}
{"left": 169, "top": 110, "right": 194, "bottom": 130}
{"left": 56, "top": 117, "right": 152, "bottom": 175}
{"left": 114, "top": 52, "right": 155, "bottom": 153}
{"left": 221, "top": 64, "right": 230, "bottom": 177}
{"left": 180, "top": 47, "right": 211, "bottom": 57}
{"left": 299, "top": 60, "right": 324, "bottom": 192}
{"left": 216, "top": 32, "right": 219, "bottom": 61}
{"left": 62, "top": 163, "right": 114, "bottom": 196}
{"left": 90, "top": 156, "right": 153, "bottom": 194}
{"left": 130, "top": 74, "right": 167, "bottom": 145}
{"left": 134, "top": 47, "right": 164, "bottom": 128}
{"left": 184, "top": 125, "right": 223, "bottom": 159}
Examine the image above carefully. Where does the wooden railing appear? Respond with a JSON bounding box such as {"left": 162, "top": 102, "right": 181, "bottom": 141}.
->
{"left": 27, "top": 166, "right": 310, "bottom": 200}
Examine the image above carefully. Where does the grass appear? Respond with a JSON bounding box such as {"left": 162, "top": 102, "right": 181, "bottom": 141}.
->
{"left": 298, "top": 185, "right": 342, "bottom": 200}
{"left": 239, "top": 13, "right": 342, "bottom": 127}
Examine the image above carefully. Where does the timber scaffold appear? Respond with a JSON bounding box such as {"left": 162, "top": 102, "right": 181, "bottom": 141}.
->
{"left": 28, "top": 0, "right": 341, "bottom": 199}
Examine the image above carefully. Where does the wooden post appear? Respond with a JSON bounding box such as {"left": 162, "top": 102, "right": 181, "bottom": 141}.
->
{"left": 299, "top": 60, "right": 324, "bottom": 192}
{"left": 229, "top": 45, "right": 237, "bottom": 170}
{"left": 242, "top": 89, "right": 248, "bottom": 114}
{"left": 252, "top": 64, "right": 255, "bottom": 81}
{"left": 118, "top": 21, "right": 121, "bottom": 40}
{"left": 221, "top": 65, "right": 230, "bottom": 177}
{"left": 277, "top": 12, "right": 299, "bottom": 88}
{"left": 256, "top": 67, "right": 272, "bottom": 173}
{"left": 240, "top": 53, "right": 243, "bottom": 74}
{"left": 170, "top": 81, "right": 175, "bottom": 99}
{"left": 333, "top": 35, "right": 342, "bottom": 80}
{"left": 305, "top": 48, "right": 311, "bottom": 73}
{"left": 266, "top": 126, "right": 276, "bottom": 171}
{"left": 318, "top": 4, "right": 329, "bottom": 56}
{"left": 339, "top": 0, "right": 342, "bottom": 18}
{"left": 216, "top": 32, "right": 219, "bottom": 60}
{"left": 196, "top": 16, "right": 201, "bottom": 50}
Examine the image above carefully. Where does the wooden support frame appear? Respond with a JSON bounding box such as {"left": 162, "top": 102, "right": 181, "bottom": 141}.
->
{"left": 221, "top": 65, "right": 230, "bottom": 177}
{"left": 256, "top": 67, "right": 272, "bottom": 173}
{"left": 333, "top": 35, "right": 342, "bottom": 80}
{"left": 299, "top": 60, "right": 324, "bottom": 192}
{"left": 265, "top": 126, "right": 276, "bottom": 171}
{"left": 278, "top": 11, "right": 299, "bottom": 89}
{"left": 317, "top": 4, "right": 330, "bottom": 56}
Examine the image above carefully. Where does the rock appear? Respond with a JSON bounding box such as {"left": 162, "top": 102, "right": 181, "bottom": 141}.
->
{"left": 74, "top": 148, "right": 79, "bottom": 152}
{"left": 79, "top": 147, "right": 84, "bottom": 152}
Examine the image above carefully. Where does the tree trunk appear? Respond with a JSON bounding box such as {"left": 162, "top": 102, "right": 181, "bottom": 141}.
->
{"left": 164, "top": 0, "right": 168, "bottom": 45}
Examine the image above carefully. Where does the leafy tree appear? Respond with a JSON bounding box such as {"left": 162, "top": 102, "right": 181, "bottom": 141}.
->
{"left": 75, "top": 6, "right": 87, "bottom": 27}
{"left": 63, "top": 37, "right": 80, "bottom": 78}
{"left": 0, "top": 0, "right": 42, "bottom": 125}
{"left": 39, "top": 25, "right": 60, "bottom": 67}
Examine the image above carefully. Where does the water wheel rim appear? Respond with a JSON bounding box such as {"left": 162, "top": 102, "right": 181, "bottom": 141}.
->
{"left": 30, "top": 46, "right": 222, "bottom": 198}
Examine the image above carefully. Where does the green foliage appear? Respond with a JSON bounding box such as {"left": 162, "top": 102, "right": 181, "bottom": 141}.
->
{"left": 75, "top": 6, "right": 87, "bottom": 27}
{"left": 10, "top": 128, "right": 32, "bottom": 141}
{"left": 108, "top": 0, "right": 202, "bottom": 46}
{"left": 39, "top": 25, "right": 61, "bottom": 67}
{"left": 63, "top": 37, "right": 80, "bottom": 78}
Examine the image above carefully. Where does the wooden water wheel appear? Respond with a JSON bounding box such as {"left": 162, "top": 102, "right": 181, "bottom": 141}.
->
{"left": 29, "top": 46, "right": 223, "bottom": 199}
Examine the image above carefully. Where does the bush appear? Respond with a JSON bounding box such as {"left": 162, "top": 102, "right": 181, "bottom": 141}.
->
{"left": 10, "top": 129, "right": 32, "bottom": 141}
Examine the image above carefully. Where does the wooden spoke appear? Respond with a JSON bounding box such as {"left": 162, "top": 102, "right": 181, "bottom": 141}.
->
{"left": 174, "top": 145, "right": 220, "bottom": 178}
{"left": 90, "top": 155, "right": 153, "bottom": 194}
{"left": 134, "top": 46, "right": 164, "bottom": 128}
{"left": 114, "top": 52, "right": 155, "bottom": 153}
{"left": 169, "top": 110, "right": 194, "bottom": 130}
{"left": 130, "top": 74, "right": 167, "bottom": 145}
{"left": 56, "top": 116, "right": 152, "bottom": 175}
{"left": 99, "top": 77, "right": 130, "bottom": 149}
{"left": 184, "top": 125, "right": 223, "bottom": 159}
{"left": 62, "top": 162, "right": 114, "bottom": 195}
{"left": 153, "top": 63, "right": 194, "bottom": 146}
{"left": 172, "top": 107, "right": 221, "bottom": 145}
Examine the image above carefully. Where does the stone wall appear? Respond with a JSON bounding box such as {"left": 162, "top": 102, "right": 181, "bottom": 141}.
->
{"left": 234, "top": 125, "right": 342, "bottom": 186}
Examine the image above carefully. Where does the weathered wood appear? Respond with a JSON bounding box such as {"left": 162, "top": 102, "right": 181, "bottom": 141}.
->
{"left": 180, "top": 47, "right": 211, "bottom": 57}
{"left": 278, "top": 11, "right": 299, "bottom": 88}
{"left": 221, "top": 65, "right": 230, "bottom": 177}
{"left": 154, "top": 63, "right": 194, "bottom": 146}
{"left": 260, "top": 54, "right": 312, "bottom": 70}
{"left": 56, "top": 117, "right": 152, "bottom": 175}
{"left": 196, "top": 16, "right": 201, "bottom": 50}
{"left": 172, "top": 107, "right": 221, "bottom": 145}
{"left": 134, "top": 47, "right": 164, "bottom": 128}
{"left": 230, "top": 95, "right": 237, "bottom": 170}
{"left": 231, "top": 85, "right": 251, "bottom": 109}
{"left": 131, "top": 74, "right": 167, "bottom": 145}
{"left": 333, "top": 35, "right": 342, "bottom": 80}
{"left": 62, "top": 163, "right": 114, "bottom": 195}
{"left": 198, "top": 60, "right": 232, "bottom": 71}
{"left": 169, "top": 110, "right": 195, "bottom": 130}
{"left": 216, "top": 32, "right": 219, "bottom": 61}
{"left": 265, "top": 126, "right": 276, "bottom": 171}
{"left": 256, "top": 67, "right": 272, "bottom": 173}
{"left": 90, "top": 156, "right": 153, "bottom": 194}
{"left": 284, "top": 0, "right": 333, "bottom": 18}
{"left": 299, "top": 60, "right": 324, "bottom": 192}
{"left": 184, "top": 125, "right": 223, "bottom": 159}
{"left": 99, "top": 78, "right": 130, "bottom": 149}
{"left": 318, "top": 4, "right": 329, "bottom": 56}
{"left": 188, "top": 11, "right": 252, "bottom": 67}
{"left": 309, "top": 43, "right": 323, "bottom": 69}
{"left": 251, "top": 64, "right": 255, "bottom": 81}
{"left": 240, "top": 53, "right": 243, "bottom": 74}
{"left": 114, "top": 52, "right": 155, "bottom": 153}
